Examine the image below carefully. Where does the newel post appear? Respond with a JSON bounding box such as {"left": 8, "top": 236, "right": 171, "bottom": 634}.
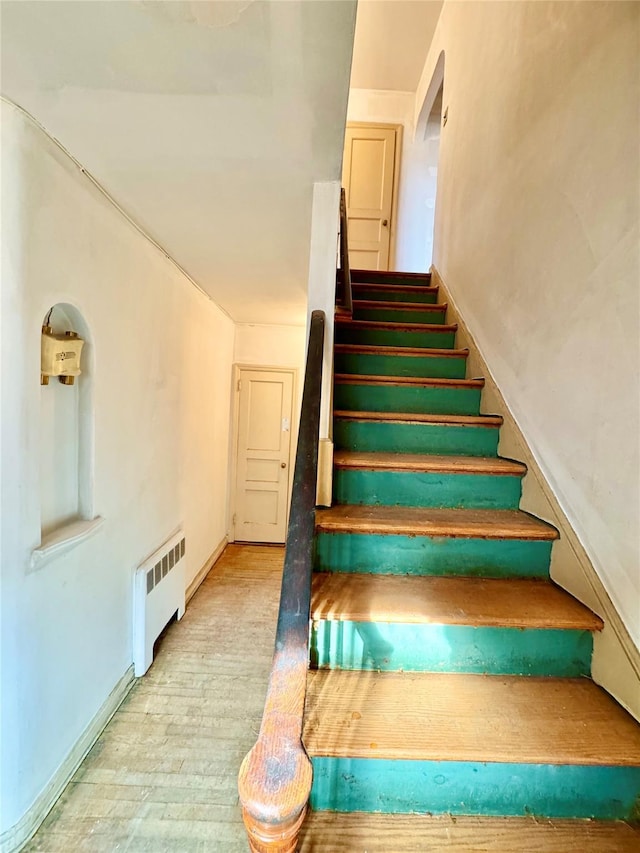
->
{"left": 238, "top": 648, "right": 313, "bottom": 852}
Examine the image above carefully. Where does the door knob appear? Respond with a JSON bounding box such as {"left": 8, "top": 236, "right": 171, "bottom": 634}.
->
{"left": 382, "top": 219, "right": 388, "bottom": 227}
{"left": 281, "top": 462, "right": 287, "bottom": 468}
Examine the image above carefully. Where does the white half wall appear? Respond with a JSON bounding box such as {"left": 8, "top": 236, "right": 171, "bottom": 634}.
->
{"left": 234, "top": 324, "right": 306, "bottom": 383}
{"left": 0, "top": 101, "right": 235, "bottom": 840}
{"left": 347, "top": 88, "right": 439, "bottom": 271}
{"left": 305, "top": 181, "right": 341, "bottom": 505}
{"left": 416, "top": 2, "right": 640, "bottom": 648}
{"left": 306, "top": 181, "right": 341, "bottom": 441}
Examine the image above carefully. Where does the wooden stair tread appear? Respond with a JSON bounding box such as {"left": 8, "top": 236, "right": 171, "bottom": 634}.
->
{"left": 333, "top": 450, "right": 526, "bottom": 476}
{"left": 334, "top": 410, "right": 503, "bottom": 427}
{"left": 315, "top": 505, "right": 559, "bottom": 540}
{"left": 352, "top": 281, "right": 439, "bottom": 295}
{"left": 351, "top": 268, "right": 433, "bottom": 284}
{"left": 300, "top": 812, "right": 640, "bottom": 852}
{"left": 335, "top": 373, "right": 484, "bottom": 389}
{"left": 354, "top": 299, "right": 447, "bottom": 312}
{"left": 335, "top": 343, "right": 468, "bottom": 358}
{"left": 336, "top": 317, "right": 457, "bottom": 333}
{"left": 303, "top": 670, "right": 640, "bottom": 765}
{"left": 311, "top": 573, "right": 602, "bottom": 630}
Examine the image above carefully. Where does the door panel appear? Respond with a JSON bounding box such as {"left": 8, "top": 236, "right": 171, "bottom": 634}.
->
{"left": 349, "top": 138, "right": 387, "bottom": 208}
{"left": 234, "top": 369, "right": 294, "bottom": 543}
{"left": 342, "top": 125, "right": 397, "bottom": 271}
{"left": 349, "top": 218, "right": 383, "bottom": 243}
{"left": 245, "top": 458, "right": 280, "bottom": 481}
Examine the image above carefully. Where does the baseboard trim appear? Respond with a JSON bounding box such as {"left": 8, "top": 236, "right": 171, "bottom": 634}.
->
{"left": 0, "top": 665, "right": 135, "bottom": 853}
{"left": 185, "top": 536, "right": 228, "bottom": 603}
{"left": 431, "top": 265, "right": 640, "bottom": 720}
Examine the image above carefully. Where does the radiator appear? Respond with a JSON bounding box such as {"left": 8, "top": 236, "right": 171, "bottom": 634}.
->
{"left": 133, "top": 530, "right": 186, "bottom": 676}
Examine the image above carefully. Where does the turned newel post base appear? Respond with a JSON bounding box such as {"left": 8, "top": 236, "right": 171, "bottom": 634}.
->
{"left": 238, "top": 734, "right": 312, "bottom": 853}
{"left": 242, "top": 804, "right": 308, "bottom": 853}
{"left": 238, "top": 688, "right": 313, "bottom": 853}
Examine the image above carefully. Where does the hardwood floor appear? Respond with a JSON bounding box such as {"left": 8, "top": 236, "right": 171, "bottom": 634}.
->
{"left": 24, "top": 545, "right": 284, "bottom": 853}
{"left": 23, "top": 544, "right": 640, "bottom": 852}
{"left": 299, "top": 812, "right": 640, "bottom": 852}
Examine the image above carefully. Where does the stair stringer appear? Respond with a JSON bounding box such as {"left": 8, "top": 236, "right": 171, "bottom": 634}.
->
{"left": 431, "top": 265, "right": 640, "bottom": 721}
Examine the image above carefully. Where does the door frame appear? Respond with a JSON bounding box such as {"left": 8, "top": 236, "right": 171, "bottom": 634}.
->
{"left": 343, "top": 121, "right": 403, "bottom": 271}
{"left": 228, "top": 363, "right": 299, "bottom": 543}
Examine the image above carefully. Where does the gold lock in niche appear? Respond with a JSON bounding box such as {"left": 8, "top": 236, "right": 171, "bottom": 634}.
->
{"left": 41, "top": 326, "right": 85, "bottom": 386}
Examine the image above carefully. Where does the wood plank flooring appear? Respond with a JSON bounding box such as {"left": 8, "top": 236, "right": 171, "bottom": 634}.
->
{"left": 335, "top": 319, "right": 458, "bottom": 333}
{"left": 315, "top": 505, "right": 559, "bottom": 539}
{"left": 22, "top": 544, "right": 639, "bottom": 852}
{"left": 304, "top": 670, "right": 640, "bottom": 765}
{"left": 335, "top": 373, "right": 483, "bottom": 388}
{"left": 299, "top": 812, "right": 640, "bottom": 852}
{"left": 311, "top": 573, "right": 602, "bottom": 629}
{"left": 23, "top": 545, "right": 283, "bottom": 853}
{"left": 334, "top": 344, "right": 468, "bottom": 358}
{"left": 351, "top": 283, "right": 439, "bottom": 295}
{"left": 353, "top": 299, "right": 448, "bottom": 312}
{"left": 334, "top": 410, "right": 503, "bottom": 426}
{"left": 333, "top": 450, "right": 526, "bottom": 475}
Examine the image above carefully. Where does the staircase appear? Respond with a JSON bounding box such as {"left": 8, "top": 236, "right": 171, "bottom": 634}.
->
{"left": 300, "top": 269, "right": 640, "bottom": 848}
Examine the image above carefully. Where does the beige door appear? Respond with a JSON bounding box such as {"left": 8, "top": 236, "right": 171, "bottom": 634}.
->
{"left": 342, "top": 124, "right": 398, "bottom": 270}
{"left": 233, "top": 368, "right": 294, "bottom": 543}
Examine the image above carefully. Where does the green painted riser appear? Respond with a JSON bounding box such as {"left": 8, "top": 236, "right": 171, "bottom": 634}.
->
{"left": 333, "top": 420, "right": 500, "bottom": 457}
{"left": 334, "top": 352, "right": 467, "bottom": 379}
{"left": 310, "top": 757, "right": 640, "bottom": 820}
{"left": 353, "top": 307, "right": 447, "bottom": 324}
{"left": 310, "top": 621, "right": 593, "bottom": 678}
{"left": 333, "top": 469, "right": 522, "bottom": 510}
{"left": 353, "top": 288, "right": 438, "bottom": 304}
{"left": 333, "top": 384, "right": 481, "bottom": 416}
{"left": 315, "top": 534, "right": 552, "bottom": 579}
{"left": 335, "top": 326, "right": 456, "bottom": 349}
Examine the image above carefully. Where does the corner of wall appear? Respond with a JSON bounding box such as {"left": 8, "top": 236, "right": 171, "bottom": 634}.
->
{"left": 431, "top": 265, "right": 640, "bottom": 721}
{"left": 185, "top": 536, "right": 228, "bottom": 604}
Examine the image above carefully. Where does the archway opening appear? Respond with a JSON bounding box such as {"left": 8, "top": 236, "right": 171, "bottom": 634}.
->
{"left": 423, "top": 82, "right": 443, "bottom": 267}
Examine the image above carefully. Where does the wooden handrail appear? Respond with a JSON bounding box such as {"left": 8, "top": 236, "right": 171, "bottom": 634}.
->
{"left": 238, "top": 310, "right": 325, "bottom": 853}
{"left": 337, "top": 187, "right": 353, "bottom": 315}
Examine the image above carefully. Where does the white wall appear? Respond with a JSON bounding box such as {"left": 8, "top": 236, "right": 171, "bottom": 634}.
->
{"left": 233, "top": 321, "right": 307, "bottom": 427}
{"left": 234, "top": 324, "right": 306, "bottom": 379}
{"left": 347, "top": 89, "right": 437, "bottom": 271}
{"left": 416, "top": 2, "right": 640, "bottom": 647}
{"left": 0, "top": 102, "right": 235, "bottom": 837}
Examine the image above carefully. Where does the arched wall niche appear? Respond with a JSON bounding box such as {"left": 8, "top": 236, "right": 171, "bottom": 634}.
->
{"left": 33, "top": 302, "right": 101, "bottom": 570}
